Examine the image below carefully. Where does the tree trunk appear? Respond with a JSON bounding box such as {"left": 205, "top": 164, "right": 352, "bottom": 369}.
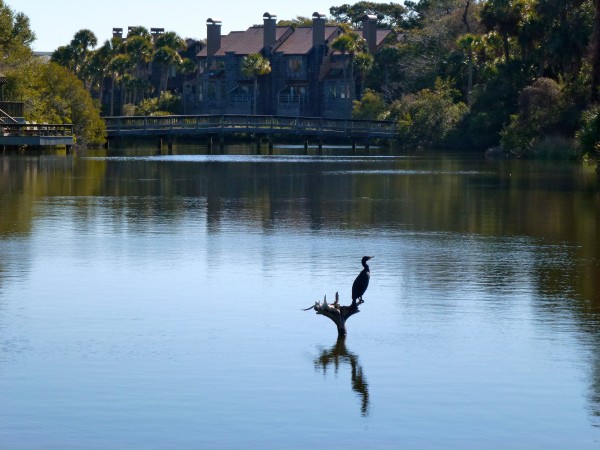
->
{"left": 467, "top": 49, "right": 473, "bottom": 107}
{"left": 304, "top": 292, "right": 363, "bottom": 336}
{"left": 502, "top": 32, "right": 511, "bottom": 62}
{"left": 462, "top": 0, "right": 471, "bottom": 32}
{"left": 253, "top": 77, "right": 258, "bottom": 115}
{"left": 110, "top": 77, "right": 115, "bottom": 116}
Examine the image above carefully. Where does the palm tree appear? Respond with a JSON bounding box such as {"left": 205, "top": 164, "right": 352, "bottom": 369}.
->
{"left": 457, "top": 33, "right": 480, "bottom": 106}
{"left": 153, "top": 31, "right": 186, "bottom": 94}
{"left": 86, "top": 37, "right": 122, "bottom": 109}
{"left": 51, "top": 45, "right": 76, "bottom": 72}
{"left": 154, "top": 47, "right": 182, "bottom": 93}
{"left": 480, "top": 0, "right": 526, "bottom": 62}
{"left": 123, "top": 34, "right": 154, "bottom": 104}
{"left": 331, "top": 32, "right": 366, "bottom": 116}
{"left": 241, "top": 53, "right": 271, "bottom": 115}
{"left": 107, "top": 54, "right": 133, "bottom": 115}
{"left": 70, "top": 29, "right": 97, "bottom": 76}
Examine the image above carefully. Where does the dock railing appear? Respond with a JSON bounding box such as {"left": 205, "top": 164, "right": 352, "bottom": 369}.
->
{"left": 2, "top": 123, "right": 73, "bottom": 137}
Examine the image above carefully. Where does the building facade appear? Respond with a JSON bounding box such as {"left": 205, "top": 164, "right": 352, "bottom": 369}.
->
{"left": 184, "top": 12, "right": 391, "bottom": 118}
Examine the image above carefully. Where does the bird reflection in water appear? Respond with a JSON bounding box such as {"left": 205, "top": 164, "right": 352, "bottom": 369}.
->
{"left": 314, "top": 336, "right": 369, "bottom": 416}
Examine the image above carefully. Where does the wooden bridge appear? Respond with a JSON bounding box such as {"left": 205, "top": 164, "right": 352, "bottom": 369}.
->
{"left": 104, "top": 114, "right": 398, "bottom": 149}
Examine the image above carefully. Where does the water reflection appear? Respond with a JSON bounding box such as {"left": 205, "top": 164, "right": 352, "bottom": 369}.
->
{"left": 315, "top": 336, "right": 369, "bottom": 416}
{"left": 1, "top": 149, "right": 600, "bottom": 444}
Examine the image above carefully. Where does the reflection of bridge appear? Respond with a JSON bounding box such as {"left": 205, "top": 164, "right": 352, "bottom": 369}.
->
{"left": 104, "top": 114, "right": 397, "bottom": 150}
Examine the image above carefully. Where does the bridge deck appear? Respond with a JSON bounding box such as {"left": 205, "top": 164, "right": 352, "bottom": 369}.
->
{"left": 105, "top": 114, "right": 397, "bottom": 140}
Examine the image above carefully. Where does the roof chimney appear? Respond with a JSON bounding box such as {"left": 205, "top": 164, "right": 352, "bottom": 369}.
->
{"left": 312, "top": 12, "right": 326, "bottom": 48}
{"left": 263, "top": 12, "right": 277, "bottom": 50}
{"left": 362, "top": 14, "right": 378, "bottom": 54}
{"left": 206, "top": 18, "right": 222, "bottom": 57}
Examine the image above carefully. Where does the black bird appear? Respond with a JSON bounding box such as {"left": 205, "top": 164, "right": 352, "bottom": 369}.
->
{"left": 352, "top": 256, "right": 373, "bottom": 303}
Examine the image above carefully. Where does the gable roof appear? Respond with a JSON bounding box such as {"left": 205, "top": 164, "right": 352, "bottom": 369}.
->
{"left": 198, "top": 24, "right": 394, "bottom": 58}
{"left": 367, "top": 29, "right": 394, "bottom": 50}
{"left": 198, "top": 26, "right": 292, "bottom": 57}
{"left": 274, "top": 26, "right": 342, "bottom": 55}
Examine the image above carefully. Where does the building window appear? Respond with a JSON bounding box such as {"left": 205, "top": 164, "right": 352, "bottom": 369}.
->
{"left": 288, "top": 57, "right": 303, "bottom": 74}
{"left": 229, "top": 85, "right": 250, "bottom": 103}
{"left": 279, "top": 85, "right": 306, "bottom": 103}
{"left": 207, "top": 82, "right": 217, "bottom": 99}
{"left": 326, "top": 82, "right": 337, "bottom": 99}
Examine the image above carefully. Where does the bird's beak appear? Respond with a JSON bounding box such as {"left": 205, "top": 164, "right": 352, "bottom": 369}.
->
{"left": 368, "top": 256, "right": 374, "bottom": 260}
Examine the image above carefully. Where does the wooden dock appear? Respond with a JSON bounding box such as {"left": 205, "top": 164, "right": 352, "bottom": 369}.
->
{"left": 1, "top": 123, "right": 74, "bottom": 149}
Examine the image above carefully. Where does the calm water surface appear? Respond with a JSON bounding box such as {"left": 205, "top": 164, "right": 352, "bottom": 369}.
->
{"left": 1, "top": 147, "right": 599, "bottom": 448}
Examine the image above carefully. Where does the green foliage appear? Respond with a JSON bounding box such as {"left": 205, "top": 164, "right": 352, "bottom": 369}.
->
{"left": 352, "top": 89, "right": 387, "bottom": 120}
{"left": 11, "top": 60, "right": 105, "bottom": 146}
{"left": 135, "top": 91, "right": 181, "bottom": 116}
{"left": 576, "top": 105, "right": 600, "bottom": 159}
{"left": 500, "top": 78, "right": 570, "bottom": 156}
{"left": 241, "top": 53, "right": 271, "bottom": 115}
{"left": 329, "top": 2, "right": 408, "bottom": 29}
{"left": 0, "top": 0, "right": 34, "bottom": 64}
{"left": 52, "top": 26, "right": 191, "bottom": 114}
{"left": 392, "top": 78, "right": 468, "bottom": 147}
{"left": 240, "top": 53, "right": 271, "bottom": 78}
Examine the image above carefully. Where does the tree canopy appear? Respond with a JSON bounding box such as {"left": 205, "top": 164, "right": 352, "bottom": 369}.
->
{"left": 0, "top": 0, "right": 34, "bottom": 63}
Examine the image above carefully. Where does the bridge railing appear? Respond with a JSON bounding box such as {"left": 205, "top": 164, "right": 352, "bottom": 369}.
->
{"left": 2, "top": 123, "right": 73, "bottom": 137}
{"left": 104, "top": 114, "right": 397, "bottom": 138}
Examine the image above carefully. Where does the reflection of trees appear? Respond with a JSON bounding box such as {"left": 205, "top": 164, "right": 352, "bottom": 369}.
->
{"left": 314, "top": 336, "right": 369, "bottom": 416}
{"left": 2, "top": 149, "right": 600, "bottom": 423}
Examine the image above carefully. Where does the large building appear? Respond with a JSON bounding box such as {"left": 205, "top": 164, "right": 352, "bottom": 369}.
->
{"left": 183, "top": 12, "right": 392, "bottom": 118}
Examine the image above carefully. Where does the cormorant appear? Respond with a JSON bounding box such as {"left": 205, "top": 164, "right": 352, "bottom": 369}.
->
{"left": 352, "top": 256, "right": 373, "bottom": 303}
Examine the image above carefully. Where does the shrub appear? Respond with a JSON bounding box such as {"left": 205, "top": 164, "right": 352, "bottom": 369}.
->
{"left": 352, "top": 89, "right": 387, "bottom": 120}
{"left": 393, "top": 78, "right": 468, "bottom": 148}
{"left": 13, "top": 60, "right": 106, "bottom": 147}
{"left": 135, "top": 91, "right": 181, "bottom": 116}
{"left": 576, "top": 105, "right": 600, "bottom": 160}
{"left": 500, "top": 78, "right": 569, "bottom": 156}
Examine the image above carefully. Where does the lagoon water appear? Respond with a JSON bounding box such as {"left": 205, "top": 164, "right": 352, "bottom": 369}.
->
{"left": 1, "top": 146, "right": 599, "bottom": 448}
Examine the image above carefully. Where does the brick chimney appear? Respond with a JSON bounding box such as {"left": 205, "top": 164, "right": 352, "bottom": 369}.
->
{"left": 362, "top": 14, "right": 378, "bottom": 54}
{"left": 312, "top": 12, "right": 326, "bottom": 48}
{"left": 263, "top": 12, "right": 277, "bottom": 50}
{"left": 206, "top": 18, "right": 222, "bottom": 57}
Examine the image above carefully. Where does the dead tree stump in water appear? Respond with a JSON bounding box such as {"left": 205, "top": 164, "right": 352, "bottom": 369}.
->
{"left": 304, "top": 292, "right": 363, "bottom": 336}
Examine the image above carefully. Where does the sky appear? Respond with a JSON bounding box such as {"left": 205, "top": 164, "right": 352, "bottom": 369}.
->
{"left": 17, "top": 0, "right": 334, "bottom": 52}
